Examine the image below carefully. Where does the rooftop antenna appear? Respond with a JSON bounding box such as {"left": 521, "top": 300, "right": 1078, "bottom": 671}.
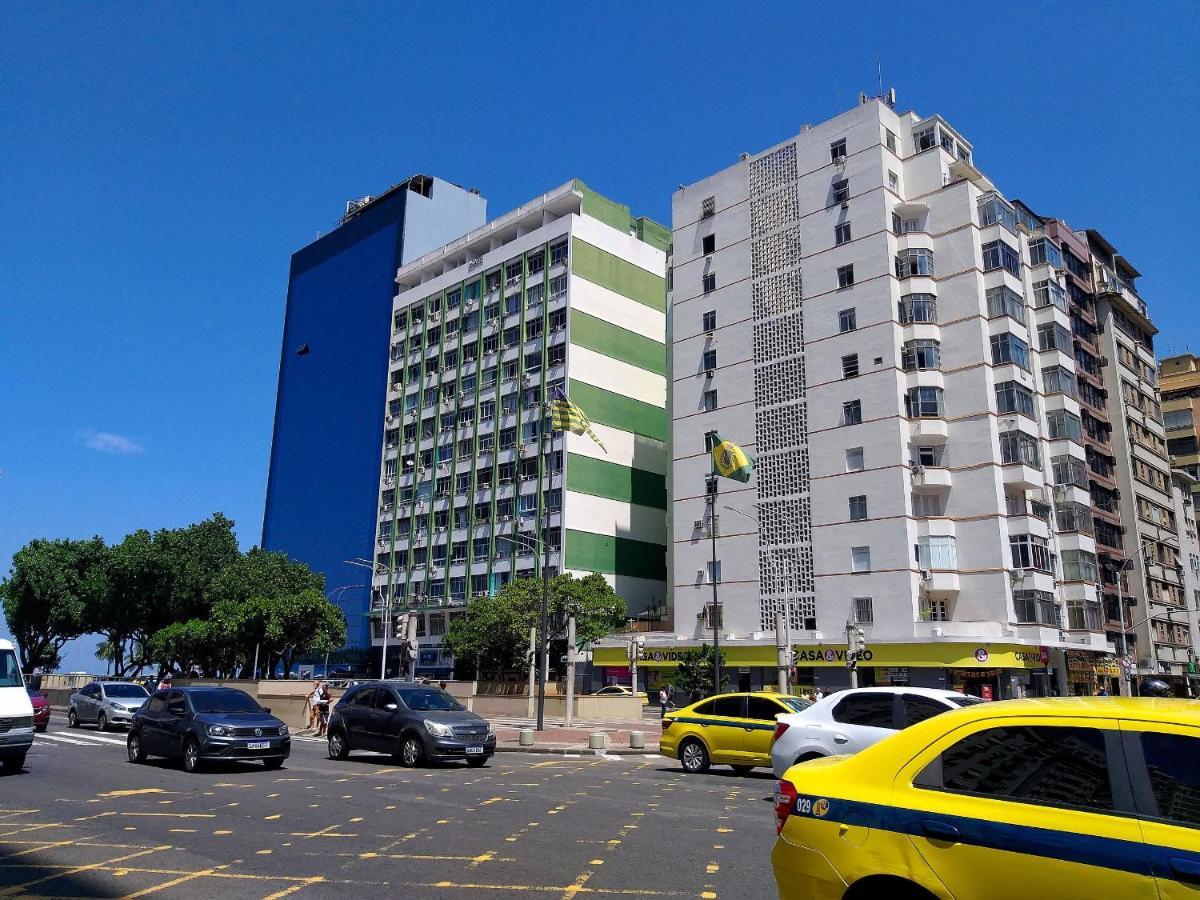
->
{"left": 877, "top": 53, "right": 883, "bottom": 97}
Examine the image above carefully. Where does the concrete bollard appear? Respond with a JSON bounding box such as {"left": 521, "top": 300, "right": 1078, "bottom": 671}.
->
{"left": 629, "top": 731, "right": 646, "bottom": 750}
{"left": 519, "top": 728, "right": 535, "bottom": 747}
{"left": 589, "top": 732, "right": 607, "bottom": 751}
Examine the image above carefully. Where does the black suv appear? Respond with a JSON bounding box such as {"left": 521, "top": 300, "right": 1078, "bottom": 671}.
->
{"left": 127, "top": 686, "right": 290, "bottom": 773}
{"left": 327, "top": 681, "right": 495, "bottom": 768}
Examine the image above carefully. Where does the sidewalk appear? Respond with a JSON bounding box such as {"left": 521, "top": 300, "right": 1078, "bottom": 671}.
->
{"left": 491, "top": 717, "right": 662, "bottom": 755}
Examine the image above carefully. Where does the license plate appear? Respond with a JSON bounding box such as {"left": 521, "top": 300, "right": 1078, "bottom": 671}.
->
{"left": 246, "top": 741, "right": 270, "bottom": 750}
{"left": 465, "top": 746, "right": 484, "bottom": 755}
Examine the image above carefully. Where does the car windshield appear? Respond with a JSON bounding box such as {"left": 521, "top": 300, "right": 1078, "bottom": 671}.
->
{"left": 0, "top": 651, "right": 21, "bottom": 688}
{"left": 105, "top": 684, "right": 150, "bottom": 699}
{"left": 778, "top": 697, "right": 813, "bottom": 713}
{"left": 188, "top": 690, "right": 263, "bottom": 714}
{"left": 396, "top": 688, "right": 464, "bottom": 712}
{"left": 949, "top": 696, "right": 986, "bottom": 707}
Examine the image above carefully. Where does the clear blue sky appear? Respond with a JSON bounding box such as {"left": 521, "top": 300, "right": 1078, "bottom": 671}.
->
{"left": 2, "top": 3, "right": 1198, "bottom": 668}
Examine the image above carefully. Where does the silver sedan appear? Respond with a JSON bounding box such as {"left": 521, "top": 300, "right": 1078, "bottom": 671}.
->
{"left": 68, "top": 681, "right": 151, "bottom": 731}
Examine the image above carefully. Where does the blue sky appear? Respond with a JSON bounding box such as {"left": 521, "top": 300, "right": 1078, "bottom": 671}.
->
{"left": 2, "top": 3, "right": 1198, "bottom": 669}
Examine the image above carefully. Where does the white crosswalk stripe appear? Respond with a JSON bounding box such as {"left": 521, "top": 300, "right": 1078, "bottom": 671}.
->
{"left": 36, "top": 733, "right": 95, "bottom": 746}
{"left": 38, "top": 730, "right": 127, "bottom": 747}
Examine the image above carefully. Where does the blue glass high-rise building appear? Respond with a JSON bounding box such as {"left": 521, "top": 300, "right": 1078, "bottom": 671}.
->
{"left": 263, "top": 175, "right": 486, "bottom": 650}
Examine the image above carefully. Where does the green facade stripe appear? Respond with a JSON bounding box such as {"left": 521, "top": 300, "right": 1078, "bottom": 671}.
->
{"left": 571, "top": 238, "right": 665, "bottom": 312}
{"left": 564, "top": 529, "right": 667, "bottom": 580}
{"left": 574, "top": 179, "right": 634, "bottom": 234}
{"left": 566, "top": 453, "right": 667, "bottom": 510}
{"left": 635, "top": 217, "right": 671, "bottom": 253}
{"left": 569, "top": 309, "right": 666, "bottom": 376}
{"left": 568, "top": 379, "right": 667, "bottom": 442}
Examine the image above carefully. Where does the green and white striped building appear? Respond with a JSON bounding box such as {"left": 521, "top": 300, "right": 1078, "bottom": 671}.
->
{"left": 371, "top": 180, "right": 668, "bottom": 669}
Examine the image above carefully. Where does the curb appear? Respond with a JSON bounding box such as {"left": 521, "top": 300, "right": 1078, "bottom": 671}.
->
{"left": 495, "top": 745, "right": 660, "bottom": 756}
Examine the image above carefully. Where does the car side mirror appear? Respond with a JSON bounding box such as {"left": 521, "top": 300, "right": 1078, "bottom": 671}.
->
{"left": 384, "top": 703, "right": 398, "bottom": 712}
{"left": 262, "top": 707, "right": 271, "bottom": 715}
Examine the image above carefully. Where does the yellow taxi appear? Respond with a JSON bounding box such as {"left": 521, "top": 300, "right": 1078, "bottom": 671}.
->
{"left": 593, "top": 684, "right": 649, "bottom": 705}
{"left": 661, "top": 691, "right": 812, "bottom": 774}
{"left": 772, "top": 697, "right": 1200, "bottom": 900}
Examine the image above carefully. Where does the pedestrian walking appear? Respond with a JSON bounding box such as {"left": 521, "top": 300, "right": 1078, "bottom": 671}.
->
{"left": 307, "top": 681, "right": 322, "bottom": 731}
{"left": 156, "top": 673, "right": 173, "bottom": 692}
{"left": 315, "top": 682, "right": 332, "bottom": 736}
{"left": 658, "top": 686, "right": 668, "bottom": 718}
{"left": 689, "top": 687, "right": 702, "bottom": 706}
{"left": 814, "top": 688, "right": 824, "bottom": 701}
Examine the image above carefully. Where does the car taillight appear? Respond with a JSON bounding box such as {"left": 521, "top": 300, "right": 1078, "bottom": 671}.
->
{"left": 774, "top": 778, "right": 798, "bottom": 835}
{"left": 772, "top": 721, "right": 790, "bottom": 743}
{"left": 661, "top": 718, "right": 673, "bottom": 730}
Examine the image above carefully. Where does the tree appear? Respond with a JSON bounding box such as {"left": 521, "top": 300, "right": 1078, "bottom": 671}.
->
{"left": 669, "top": 645, "right": 728, "bottom": 697}
{"left": 444, "top": 573, "right": 627, "bottom": 678}
{"left": 0, "top": 537, "right": 108, "bottom": 671}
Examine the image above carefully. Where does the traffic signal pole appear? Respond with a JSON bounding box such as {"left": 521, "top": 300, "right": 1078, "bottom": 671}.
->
{"left": 775, "top": 611, "right": 789, "bottom": 694}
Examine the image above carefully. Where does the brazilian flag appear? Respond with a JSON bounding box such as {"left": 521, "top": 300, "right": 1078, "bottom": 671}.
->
{"left": 707, "top": 432, "right": 754, "bottom": 482}
{"left": 549, "top": 385, "right": 607, "bottom": 453}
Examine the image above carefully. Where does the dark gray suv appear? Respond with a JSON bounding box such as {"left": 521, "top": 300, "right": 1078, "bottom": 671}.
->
{"left": 327, "top": 681, "right": 495, "bottom": 768}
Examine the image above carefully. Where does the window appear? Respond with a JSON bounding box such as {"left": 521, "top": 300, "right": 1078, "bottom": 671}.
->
{"left": 901, "top": 339, "right": 940, "bottom": 371}
{"left": 833, "top": 693, "right": 894, "bottom": 728}
{"left": 986, "top": 285, "right": 1024, "bottom": 321}
{"left": 977, "top": 194, "right": 1017, "bottom": 231}
{"left": 706, "top": 560, "right": 722, "bottom": 584}
{"left": 990, "top": 333, "right": 1030, "bottom": 370}
{"left": 1041, "top": 365, "right": 1077, "bottom": 398}
{"left": 917, "top": 726, "right": 1114, "bottom": 814}
{"left": 1032, "top": 278, "right": 1068, "bottom": 312}
{"left": 995, "top": 381, "right": 1035, "bottom": 417}
{"left": 902, "top": 695, "right": 952, "bottom": 726}
{"left": 703, "top": 389, "right": 717, "bottom": 412}
{"left": 1010, "top": 534, "right": 1052, "bottom": 572}
{"left": 747, "top": 696, "right": 787, "bottom": 722}
{"left": 837, "top": 265, "right": 855, "bottom": 288}
{"left": 711, "top": 695, "right": 744, "bottom": 717}
{"left": 999, "top": 430, "right": 1040, "bottom": 467}
{"left": 701, "top": 233, "right": 716, "bottom": 255}
{"left": 895, "top": 249, "right": 934, "bottom": 278}
{"left": 912, "top": 493, "right": 945, "bottom": 517}
{"left": 1052, "top": 454, "right": 1088, "bottom": 488}
{"left": 1046, "top": 409, "right": 1083, "bottom": 442}
{"left": 888, "top": 170, "right": 899, "bottom": 190}
{"left": 838, "top": 308, "right": 857, "bottom": 333}
{"left": 550, "top": 242, "right": 568, "bottom": 267}
{"left": 848, "top": 495, "right": 868, "bottom": 521}
{"left": 898, "top": 294, "right": 937, "bottom": 324}
{"left": 851, "top": 546, "right": 871, "bottom": 572}
{"left": 1037, "top": 322, "right": 1073, "bottom": 353}
{"left": 702, "top": 349, "right": 717, "bottom": 371}
{"left": 1013, "top": 590, "right": 1059, "bottom": 626}
{"left": 835, "top": 222, "right": 852, "bottom": 245}
{"left": 702, "top": 272, "right": 716, "bottom": 293}
{"left": 832, "top": 179, "right": 850, "bottom": 204}
{"left": 1028, "top": 237, "right": 1063, "bottom": 270}
{"left": 904, "top": 386, "right": 944, "bottom": 418}
{"left": 913, "top": 126, "right": 936, "bottom": 153}
{"left": 1140, "top": 731, "right": 1200, "bottom": 826}
{"left": 830, "top": 138, "right": 847, "bottom": 162}
{"left": 702, "top": 310, "right": 717, "bottom": 332}
{"left": 916, "top": 535, "right": 957, "bottom": 569}
{"left": 851, "top": 596, "right": 873, "bottom": 624}
{"left": 842, "top": 400, "right": 862, "bottom": 426}
{"left": 982, "top": 239, "right": 1021, "bottom": 276}
{"left": 700, "top": 196, "right": 715, "bottom": 219}
{"left": 1165, "top": 408, "right": 1194, "bottom": 430}
{"left": 892, "top": 213, "right": 922, "bottom": 235}
{"left": 842, "top": 354, "right": 860, "bottom": 379}
{"left": 846, "top": 447, "right": 864, "bottom": 472}
{"left": 885, "top": 130, "right": 897, "bottom": 154}
{"left": 1061, "top": 549, "right": 1098, "bottom": 582}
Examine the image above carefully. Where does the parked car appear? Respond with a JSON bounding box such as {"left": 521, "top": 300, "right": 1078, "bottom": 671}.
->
{"left": 773, "top": 697, "right": 1200, "bottom": 899}
{"left": 770, "top": 686, "right": 982, "bottom": 777}
{"left": 0, "top": 640, "right": 34, "bottom": 774}
{"left": 127, "top": 686, "right": 290, "bottom": 773}
{"left": 593, "top": 684, "right": 649, "bottom": 704}
{"left": 68, "top": 681, "right": 150, "bottom": 731}
{"left": 327, "top": 681, "right": 495, "bottom": 768}
{"left": 26, "top": 687, "right": 49, "bottom": 732}
{"left": 661, "top": 691, "right": 813, "bottom": 774}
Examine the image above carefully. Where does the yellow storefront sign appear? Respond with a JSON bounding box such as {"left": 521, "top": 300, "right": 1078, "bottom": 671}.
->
{"left": 593, "top": 642, "right": 1047, "bottom": 670}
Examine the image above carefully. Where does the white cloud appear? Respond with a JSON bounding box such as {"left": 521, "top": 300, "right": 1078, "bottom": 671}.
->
{"left": 77, "top": 430, "right": 144, "bottom": 455}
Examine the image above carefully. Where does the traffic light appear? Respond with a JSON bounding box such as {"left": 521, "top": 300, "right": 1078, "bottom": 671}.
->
{"left": 627, "top": 633, "right": 646, "bottom": 662}
{"left": 393, "top": 613, "right": 409, "bottom": 640}
{"left": 846, "top": 624, "right": 866, "bottom": 670}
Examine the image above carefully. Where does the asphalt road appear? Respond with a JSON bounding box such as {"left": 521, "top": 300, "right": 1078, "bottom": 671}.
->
{"left": 0, "top": 716, "right": 779, "bottom": 899}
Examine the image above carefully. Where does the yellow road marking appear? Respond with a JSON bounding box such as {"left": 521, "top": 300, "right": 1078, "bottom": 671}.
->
{"left": 0, "top": 844, "right": 169, "bottom": 896}
{"left": 705, "top": 862, "right": 719, "bottom": 874}
{"left": 261, "top": 876, "right": 325, "bottom": 900}
{"left": 119, "top": 863, "right": 229, "bottom": 898}
{"left": 97, "top": 789, "right": 173, "bottom": 799}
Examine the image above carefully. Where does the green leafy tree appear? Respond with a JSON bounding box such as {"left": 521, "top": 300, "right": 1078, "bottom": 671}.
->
{"left": 0, "top": 537, "right": 108, "bottom": 671}
{"left": 444, "top": 573, "right": 626, "bottom": 678}
{"left": 669, "top": 645, "right": 728, "bottom": 698}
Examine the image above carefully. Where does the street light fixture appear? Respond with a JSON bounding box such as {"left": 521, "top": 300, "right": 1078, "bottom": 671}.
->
{"left": 506, "top": 523, "right": 558, "bottom": 731}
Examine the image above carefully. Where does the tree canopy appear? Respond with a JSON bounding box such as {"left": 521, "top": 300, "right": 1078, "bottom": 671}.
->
{"left": 443, "top": 572, "right": 626, "bottom": 677}
{"left": 667, "top": 645, "right": 728, "bottom": 697}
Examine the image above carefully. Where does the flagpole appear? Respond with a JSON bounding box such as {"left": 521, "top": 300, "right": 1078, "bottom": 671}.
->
{"left": 709, "top": 476, "right": 721, "bottom": 696}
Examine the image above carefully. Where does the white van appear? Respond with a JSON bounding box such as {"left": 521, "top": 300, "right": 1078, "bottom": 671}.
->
{"left": 0, "top": 639, "right": 34, "bottom": 774}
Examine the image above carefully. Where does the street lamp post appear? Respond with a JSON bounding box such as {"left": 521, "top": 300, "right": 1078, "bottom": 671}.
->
{"left": 1114, "top": 539, "right": 1160, "bottom": 695}
{"left": 508, "top": 526, "right": 556, "bottom": 731}
{"left": 344, "top": 558, "right": 396, "bottom": 680}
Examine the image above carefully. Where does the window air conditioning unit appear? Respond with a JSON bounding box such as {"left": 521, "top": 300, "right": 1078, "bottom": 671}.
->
{"left": 693, "top": 519, "right": 704, "bottom": 529}
{"left": 1015, "top": 568, "right": 1031, "bottom": 580}
{"left": 705, "top": 331, "right": 715, "bottom": 339}
{"left": 705, "top": 369, "right": 715, "bottom": 378}
{"left": 920, "top": 569, "right": 933, "bottom": 582}
{"left": 912, "top": 464, "right": 925, "bottom": 476}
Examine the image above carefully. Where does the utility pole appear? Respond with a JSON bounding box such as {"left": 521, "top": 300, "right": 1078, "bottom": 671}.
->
{"left": 526, "top": 626, "right": 537, "bottom": 719}
{"left": 537, "top": 527, "right": 550, "bottom": 731}
{"left": 404, "top": 614, "right": 419, "bottom": 681}
{"left": 707, "top": 478, "right": 721, "bottom": 695}
{"left": 846, "top": 621, "right": 865, "bottom": 689}
{"left": 380, "top": 594, "right": 392, "bottom": 680}
{"left": 565, "top": 615, "right": 577, "bottom": 728}
{"left": 775, "top": 611, "right": 789, "bottom": 694}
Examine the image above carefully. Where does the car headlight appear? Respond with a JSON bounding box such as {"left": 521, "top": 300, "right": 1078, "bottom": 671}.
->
{"left": 207, "top": 725, "right": 229, "bottom": 737}
{"left": 486, "top": 723, "right": 495, "bottom": 739}
{"left": 277, "top": 724, "right": 288, "bottom": 736}
{"left": 424, "top": 719, "right": 454, "bottom": 738}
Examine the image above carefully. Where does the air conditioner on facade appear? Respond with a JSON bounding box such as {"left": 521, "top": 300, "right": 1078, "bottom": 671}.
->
{"left": 693, "top": 519, "right": 704, "bottom": 529}
{"left": 912, "top": 464, "right": 925, "bottom": 476}
{"left": 705, "top": 369, "right": 714, "bottom": 378}
{"left": 920, "top": 569, "right": 933, "bottom": 582}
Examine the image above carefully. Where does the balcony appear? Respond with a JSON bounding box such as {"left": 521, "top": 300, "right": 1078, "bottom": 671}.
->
{"left": 911, "top": 465, "right": 951, "bottom": 492}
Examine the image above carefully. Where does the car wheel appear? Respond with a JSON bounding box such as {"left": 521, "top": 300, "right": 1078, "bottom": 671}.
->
{"left": 466, "top": 756, "right": 487, "bottom": 768}
{"left": 97, "top": 712, "right": 108, "bottom": 732}
{"left": 127, "top": 732, "right": 146, "bottom": 764}
{"left": 67, "top": 708, "right": 79, "bottom": 728}
{"left": 397, "top": 735, "right": 423, "bottom": 768}
{"left": 731, "top": 764, "right": 754, "bottom": 775}
{"left": 182, "top": 739, "right": 202, "bottom": 774}
{"left": 0, "top": 754, "right": 26, "bottom": 775}
{"left": 679, "top": 738, "right": 710, "bottom": 774}
{"left": 262, "top": 758, "right": 284, "bottom": 771}
{"left": 327, "top": 731, "right": 349, "bottom": 761}
{"left": 35, "top": 723, "right": 47, "bottom": 734}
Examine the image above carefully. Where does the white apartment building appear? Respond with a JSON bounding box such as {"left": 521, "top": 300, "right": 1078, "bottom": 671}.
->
{"left": 370, "top": 180, "right": 668, "bottom": 677}
{"left": 661, "top": 96, "right": 1116, "bottom": 698}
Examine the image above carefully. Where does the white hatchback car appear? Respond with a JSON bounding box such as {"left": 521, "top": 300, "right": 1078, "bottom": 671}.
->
{"left": 769, "top": 686, "right": 982, "bottom": 777}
